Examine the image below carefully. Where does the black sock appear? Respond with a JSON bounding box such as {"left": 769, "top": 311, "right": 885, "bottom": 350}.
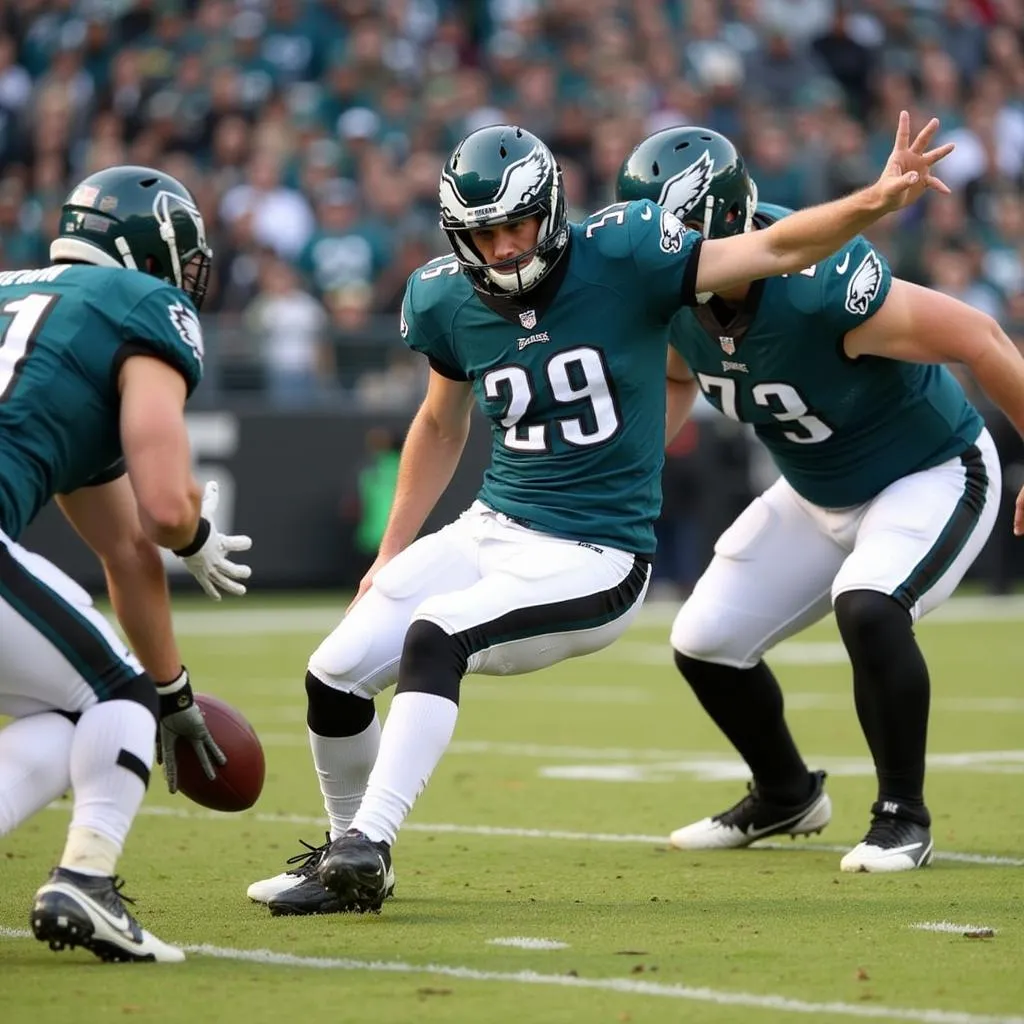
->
{"left": 674, "top": 652, "right": 811, "bottom": 805}
{"left": 834, "top": 590, "right": 930, "bottom": 821}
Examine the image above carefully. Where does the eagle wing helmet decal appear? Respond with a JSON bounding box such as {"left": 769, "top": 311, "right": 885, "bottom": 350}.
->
{"left": 440, "top": 146, "right": 552, "bottom": 225}
{"left": 657, "top": 150, "right": 715, "bottom": 222}
{"left": 845, "top": 249, "right": 884, "bottom": 315}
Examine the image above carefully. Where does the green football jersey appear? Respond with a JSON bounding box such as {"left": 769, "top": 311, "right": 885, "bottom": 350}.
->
{"left": 669, "top": 203, "right": 983, "bottom": 508}
{"left": 0, "top": 264, "right": 204, "bottom": 540}
{"left": 402, "top": 199, "right": 703, "bottom": 554}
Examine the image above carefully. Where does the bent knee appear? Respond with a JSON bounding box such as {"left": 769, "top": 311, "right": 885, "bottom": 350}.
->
{"left": 670, "top": 602, "right": 756, "bottom": 667}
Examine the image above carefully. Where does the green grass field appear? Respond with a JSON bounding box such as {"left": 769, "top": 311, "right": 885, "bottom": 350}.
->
{"left": 2, "top": 594, "right": 1023, "bottom": 1024}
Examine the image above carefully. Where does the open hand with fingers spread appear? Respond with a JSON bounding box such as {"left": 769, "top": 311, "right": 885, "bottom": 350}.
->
{"left": 872, "top": 110, "right": 955, "bottom": 214}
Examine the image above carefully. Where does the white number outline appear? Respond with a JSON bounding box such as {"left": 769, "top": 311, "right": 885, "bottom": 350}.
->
{"left": 697, "top": 373, "right": 833, "bottom": 444}
{"left": 0, "top": 293, "right": 59, "bottom": 402}
{"left": 483, "top": 346, "right": 622, "bottom": 452}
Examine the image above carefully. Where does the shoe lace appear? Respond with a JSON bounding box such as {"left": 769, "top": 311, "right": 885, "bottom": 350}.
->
{"left": 110, "top": 876, "right": 136, "bottom": 906}
{"left": 861, "top": 814, "right": 916, "bottom": 848}
{"left": 285, "top": 833, "right": 331, "bottom": 875}
{"left": 715, "top": 782, "right": 760, "bottom": 826}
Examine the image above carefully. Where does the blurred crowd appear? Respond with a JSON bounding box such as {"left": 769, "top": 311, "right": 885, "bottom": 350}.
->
{"left": 0, "top": 0, "right": 1022, "bottom": 409}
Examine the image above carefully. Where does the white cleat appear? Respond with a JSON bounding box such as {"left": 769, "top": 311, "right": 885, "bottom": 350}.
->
{"left": 670, "top": 771, "right": 831, "bottom": 850}
{"left": 31, "top": 868, "right": 183, "bottom": 963}
{"left": 840, "top": 807, "right": 934, "bottom": 873}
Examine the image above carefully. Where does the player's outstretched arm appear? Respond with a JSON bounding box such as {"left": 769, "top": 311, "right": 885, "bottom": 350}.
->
{"left": 57, "top": 477, "right": 226, "bottom": 791}
{"left": 119, "top": 355, "right": 252, "bottom": 599}
{"left": 845, "top": 278, "right": 1024, "bottom": 534}
{"left": 57, "top": 475, "right": 183, "bottom": 683}
{"left": 694, "top": 111, "right": 953, "bottom": 295}
{"left": 347, "top": 368, "right": 474, "bottom": 611}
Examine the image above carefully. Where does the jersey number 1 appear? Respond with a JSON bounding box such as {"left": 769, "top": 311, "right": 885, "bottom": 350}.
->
{"left": 0, "top": 294, "right": 59, "bottom": 402}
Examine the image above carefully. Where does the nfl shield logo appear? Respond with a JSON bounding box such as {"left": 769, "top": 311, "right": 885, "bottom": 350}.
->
{"left": 719, "top": 336, "right": 735, "bottom": 355}
{"left": 519, "top": 309, "right": 537, "bottom": 330}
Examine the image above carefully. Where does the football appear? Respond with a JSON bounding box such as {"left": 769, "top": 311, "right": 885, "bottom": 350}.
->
{"left": 174, "top": 694, "right": 265, "bottom": 812}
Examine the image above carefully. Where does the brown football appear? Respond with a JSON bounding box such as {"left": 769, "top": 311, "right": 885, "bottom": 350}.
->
{"left": 174, "top": 694, "right": 265, "bottom": 812}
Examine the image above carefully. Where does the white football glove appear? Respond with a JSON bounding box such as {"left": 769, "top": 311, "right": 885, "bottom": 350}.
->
{"left": 174, "top": 481, "right": 252, "bottom": 600}
{"left": 155, "top": 668, "right": 226, "bottom": 794}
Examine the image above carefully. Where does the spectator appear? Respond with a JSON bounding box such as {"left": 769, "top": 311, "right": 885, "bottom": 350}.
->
{"left": 244, "top": 255, "right": 331, "bottom": 408}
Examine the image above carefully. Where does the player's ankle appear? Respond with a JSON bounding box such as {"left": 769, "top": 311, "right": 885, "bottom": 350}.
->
{"left": 59, "top": 826, "right": 120, "bottom": 876}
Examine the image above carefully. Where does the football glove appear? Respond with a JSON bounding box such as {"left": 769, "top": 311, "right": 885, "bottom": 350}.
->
{"left": 173, "top": 480, "right": 252, "bottom": 600}
{"left": 155, "top": 667, "right": 227, "bottom": 794}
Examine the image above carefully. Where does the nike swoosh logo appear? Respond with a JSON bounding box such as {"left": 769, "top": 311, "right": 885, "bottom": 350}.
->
{"left": 836, "top": 253, "right": 850, "bottom": 274}
{"left": 640, "top": 206, "right": 653, "bottom": 220}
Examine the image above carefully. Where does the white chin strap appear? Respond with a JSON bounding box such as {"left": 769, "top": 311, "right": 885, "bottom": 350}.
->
{"left": 486, "top": 254, "right": 547, "bottom": 292}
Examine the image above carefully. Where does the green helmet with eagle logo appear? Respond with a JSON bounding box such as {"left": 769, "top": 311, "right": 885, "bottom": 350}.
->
{"left": 616, "top": 126, "right": 758, "bottom": 239}
{"left": 49, "top": 165, "right": 212, "bottom": 309}
{"left": 439, "top": 124, "right": 568, "bottom": 296}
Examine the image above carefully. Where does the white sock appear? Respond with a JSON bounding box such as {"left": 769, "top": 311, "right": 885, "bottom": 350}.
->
{"left": 351, "top": 692, "right": 458, "bottom": 847}
{"left": 0, "top": 713, "right": 75, "bottom": 836}
{"left": 308, "top": 714, "right": 381, "bottom": 840}
{"left": 62, "top": 699, "right": 156, "bottom": 875}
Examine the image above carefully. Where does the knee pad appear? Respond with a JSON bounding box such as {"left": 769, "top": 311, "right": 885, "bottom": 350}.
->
{"left": 305, "top": 671, "right": 375, "bottom": 737}
{"left": 106, "top": 672, "right": 159, "bottom": 720}
{"left": 671, "top": 602, "right": 749, "bottom": 666}
{"left": 394, "top": 619, "right": 466, "bottom": 704}
{"left": 834, "top": 589, "right": 911, "bottom": 643}
{"left": 834, "top": 589, "right": 914, "bottom": 672}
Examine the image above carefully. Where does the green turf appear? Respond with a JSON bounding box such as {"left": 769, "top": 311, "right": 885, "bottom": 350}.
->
{"left": 2, "top": 596, "right": 1023, "bottom": 1024}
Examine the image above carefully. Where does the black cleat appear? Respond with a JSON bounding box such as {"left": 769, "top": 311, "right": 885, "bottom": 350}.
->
{"left": 841, "top": 802, "right": 934, "bottom": 873}
{"left": 669, "top": 770, "right": 832, "bottom": 849}
{"left": 317, "top": 829, "right": 395, "bottom": 913}
{"left": 31, "top": 867, "right": 183, "bottom": 963}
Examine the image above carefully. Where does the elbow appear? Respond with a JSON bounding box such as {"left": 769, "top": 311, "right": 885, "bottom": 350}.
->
{"left": 139, "top": 494, "right": 197, "bottom": 548}
{"left": 102, "top": 532, "right": 163, "bottom": 577}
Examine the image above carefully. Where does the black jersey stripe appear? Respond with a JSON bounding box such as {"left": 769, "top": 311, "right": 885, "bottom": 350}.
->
{"left": 454, "top": 554, "right": 650, "bottom": 656}
{"left": 891, "top": 445, "right": 988, "bottom": 611}
{"left": 0, "top": 540, "right": 139, "bottom": 701}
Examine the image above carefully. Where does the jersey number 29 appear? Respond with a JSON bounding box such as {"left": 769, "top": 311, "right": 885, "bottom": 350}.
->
{"left": 484, "top": 346, "right": 621, "bottom": 451}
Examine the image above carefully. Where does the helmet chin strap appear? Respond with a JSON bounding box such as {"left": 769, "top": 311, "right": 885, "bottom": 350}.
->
{"left": 486, "top": 254, "right": 547, "bottom": 292}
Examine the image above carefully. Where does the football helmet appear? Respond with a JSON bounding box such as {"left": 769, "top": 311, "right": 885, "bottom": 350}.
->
{"left": 616, "top": 126, "right": 758, "bottom": 239}
{"left": 439, "top": 125, "right": 568, "bottom": 295}
{"left": 50, "top": 165, "right": 212, "bottom": 309}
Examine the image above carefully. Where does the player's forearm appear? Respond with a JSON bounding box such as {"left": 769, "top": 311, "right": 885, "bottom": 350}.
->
{"left": 666, "top": 377, "right": 699, "bottom": 446}
{"left": 377, "top": 407, "right": 470, "bottom": 559}
{"left": 102, "top": 539, "right": 183, "bottom": 683}
{"left": 763, "top": 185, "right": 889, "bottom": 274}
{"left": 968, "top": 323, "right": 1024, "bottom": 439}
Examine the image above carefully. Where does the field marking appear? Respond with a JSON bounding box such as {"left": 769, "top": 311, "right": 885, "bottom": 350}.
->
{"left": 166, "top": 595, "right": 1024, "bottom": 638}
{"left": 39, "top": 802, "right": 1024, "bottom": 867}
{"left": 252, "top": 693, "right": 1024, "bottom": 719}
{"left": 486, "top": 937, "right": 570, "bottom": 950}
{"left": 536, "top": 749, "right": 1024, "bottom": 783}
{"left": 911, "top": 922, "right": 997, "bottom": 937}
{"left": 609, "top": 641, "right": 848, "bottom": 665}
{"left": 0, "top": 928, "right": 1020, "bottom": 1024}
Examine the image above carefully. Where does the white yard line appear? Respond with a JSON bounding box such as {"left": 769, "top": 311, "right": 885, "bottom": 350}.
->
{"left": 0, "top": 927, "right": 1019, "bottom": 1024}
{"left": 486, "top": 937, "right": 570, "bottom": 950}
{"left": 38, "top": 802, "right": 1024, "bottom": 867}
{"left": 166, "top": 596, "right": 1024, "bottom": 638}
{"left": 911, "top": 922, "right": 997, "bottom": 937}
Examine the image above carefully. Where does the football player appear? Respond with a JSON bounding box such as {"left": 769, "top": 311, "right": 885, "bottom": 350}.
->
{"left": 247, "top": 112, "right": 951, "bottom": 914}
{"left": 0, "top": 166, "right": 251, "bottom": 961}
{"left": 615, "top": 125, "right": 1024, "bottom": 872}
